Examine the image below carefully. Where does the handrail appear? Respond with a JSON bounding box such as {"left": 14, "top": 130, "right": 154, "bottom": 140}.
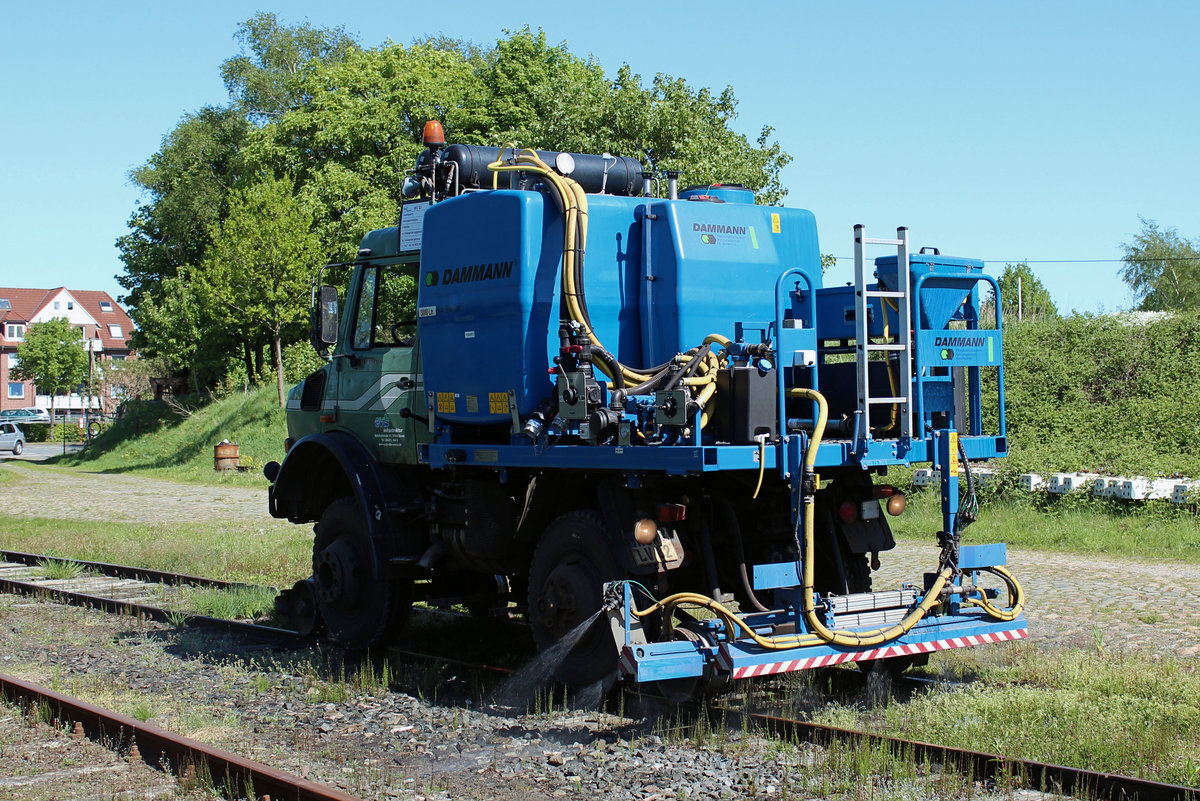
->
{"left": 911, "top": 271, "right": 1005, "bottom": 439}
{"left": 773, "top": 266, "right": 819, "bottom": 478}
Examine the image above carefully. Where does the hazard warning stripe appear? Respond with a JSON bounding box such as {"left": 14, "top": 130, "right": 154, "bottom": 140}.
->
{"left": 724, "top": 628, "right": 1027, "bottom": 680}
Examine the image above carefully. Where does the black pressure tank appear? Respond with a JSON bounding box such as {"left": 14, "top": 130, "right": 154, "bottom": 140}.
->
{"left": 439, "top": 144, "right": 644, "bottom": 196}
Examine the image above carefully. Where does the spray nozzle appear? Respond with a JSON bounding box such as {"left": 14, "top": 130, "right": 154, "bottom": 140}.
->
{"left": 601, "top": 581, "right": 624, "bottom": 613}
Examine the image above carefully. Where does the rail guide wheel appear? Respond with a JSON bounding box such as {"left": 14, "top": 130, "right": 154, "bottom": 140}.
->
{"left": 312, "top": 497, "right": 411, "bottom": 649}
{"left": 527, "top": 509, "right": 623, "bottom": 688}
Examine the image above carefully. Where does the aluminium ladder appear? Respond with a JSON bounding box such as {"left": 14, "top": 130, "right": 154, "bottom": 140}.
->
{"left": 852, "top": 225, "right": 913, "bottom": 450}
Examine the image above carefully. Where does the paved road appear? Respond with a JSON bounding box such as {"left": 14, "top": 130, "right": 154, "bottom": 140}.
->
{"left": 1, "top": 460, "right": 1196, "bottom": 659}
{"left": 1, "top": 442, "right": 84, "bottom": 461}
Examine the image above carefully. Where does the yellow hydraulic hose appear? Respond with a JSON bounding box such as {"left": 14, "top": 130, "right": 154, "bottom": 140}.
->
{"left": 962, "top": 565, "right": 1025, "bottom": 622}
{"left": 789, "top": 387, "right": 954, "bottom": 647}
{"left": 628, "top": 386, "right": 1022, "bottom": 650}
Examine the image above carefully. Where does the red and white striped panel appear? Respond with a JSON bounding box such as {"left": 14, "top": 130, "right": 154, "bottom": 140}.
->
{"left": 619, "top": 648, "right": 637, "bottom": 676}
{"left": 719, "top": 628, "right": 1027, "bottom": 680}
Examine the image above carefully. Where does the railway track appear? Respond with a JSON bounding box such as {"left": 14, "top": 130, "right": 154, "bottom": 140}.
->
{"left": 0, "top": 549, "right": 305, "bottom": 647}
{"left": 3, "top": 550, "right": 1196, "bottom": 801}
{"left": 0, "top": 672, "right": 365, "bottom": 801}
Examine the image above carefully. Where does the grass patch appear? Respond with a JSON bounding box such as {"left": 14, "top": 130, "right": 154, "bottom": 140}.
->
{"left": 807, "top": 644, "right": 1200, "bottom": 786}
{"left": 35, "top": 558, "right": 86, "bottom": 580}
{"left": 178, "top": 585, "right": 279, "bottom": 621}
{"left": 892, "top": 488, "right": 1200, "bottom": 563}
{"left": 0, "top": 514, "right": 311, "bottom": 588}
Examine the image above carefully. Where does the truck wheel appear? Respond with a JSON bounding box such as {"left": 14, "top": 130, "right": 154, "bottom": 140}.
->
{"left": 528, "top": 510, "right": 622, "bottom": 688}
{"left": 312, "top": 497, "right": 411, "bottom": 649}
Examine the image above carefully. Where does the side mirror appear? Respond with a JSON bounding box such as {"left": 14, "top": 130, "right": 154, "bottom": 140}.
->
{"left": 318, "top": 285, "right": 339, "bottom": 347}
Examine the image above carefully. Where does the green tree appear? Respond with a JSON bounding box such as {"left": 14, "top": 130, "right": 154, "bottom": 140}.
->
{"left": 985, "top": 263, "right": 1058, "bottom": 322}
{"left": 196, "top": 175, "right": 323, "bottom": 406}
{"left": 1121, "top": 217, "right": 1200, "bottom": 311}
{"left": 220, "top": 11, "right": 360, "bottom": 122}
{"left": 116, "top": 106, "right": 250, "bottom": 313}
{"left": 11, "top": 317, "right": 90, "bottom": 434}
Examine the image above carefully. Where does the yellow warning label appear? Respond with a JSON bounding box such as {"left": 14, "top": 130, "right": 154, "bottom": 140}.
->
{"left": 771, "top": 213, "right": 781, "bottom": 234}
{"left": 488, "top": 392, "right": 510, "bottom": 414}
{"left": 948, "top": 431, "right": 959, "bottom": 476}
{"left": 436, "top": 392, "right": 456, "bottom": 414}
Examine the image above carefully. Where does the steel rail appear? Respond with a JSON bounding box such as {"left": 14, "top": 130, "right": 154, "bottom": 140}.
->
{"left": 0, "top": 574, "right": 307, "bottom": 647}
{"left": 742, "top": 710, "right": 1197, "bottom": 801}
{"left": 0, "top": 672, "right": 364, "bottom": 801}
{"left": 0, "top": 549, "right": 263, "bottom": 592}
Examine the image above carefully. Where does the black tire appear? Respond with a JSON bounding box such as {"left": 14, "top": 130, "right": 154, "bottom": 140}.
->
{"left": 528, "top": 509, "right": 623, "bottom": 688}
{"left": 843, "top": 550, "right": 872, "bottom": 594}
{"left": 312, "top": 497, "right": 411, "bottom": 649}
{"left": 12, "top": 441, "right": 22, "bottom": 456}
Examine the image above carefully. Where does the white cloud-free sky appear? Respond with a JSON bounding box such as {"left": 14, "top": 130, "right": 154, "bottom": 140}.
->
{"left": 2, "top": 0, "right": 1196, "bottom": 314}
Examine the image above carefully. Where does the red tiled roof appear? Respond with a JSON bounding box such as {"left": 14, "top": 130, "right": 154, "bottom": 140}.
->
{"left": 71, "top": 290, "right": 135, "bottom": 351}
{"left": 0, "top": 287, "right": 134, "bottom": 353}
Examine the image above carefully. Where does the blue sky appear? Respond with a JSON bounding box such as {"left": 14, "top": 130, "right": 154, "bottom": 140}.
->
{"left": 2, "top": 1, "right": 1196, "bottom": 314}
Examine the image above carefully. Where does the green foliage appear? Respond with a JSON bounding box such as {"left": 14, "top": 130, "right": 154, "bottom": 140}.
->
{"left": 1121, "top": 217, "right": 1200, "bottom": 311}
{"left": 997, "top": 311, "right": 1200, "bottom": 475}
{"left": 117, "top": 106, "right": 250, "bottom": 312}
{"left": 197, "top": 174, "right": 322, "bottom": 405}
{"left": 986, "top": 262, "right": 1058, "bottom": 321}
{"left": 281, "top": 340, "right": 326, "bottom": 382}
{"left": 12, "top": 318, "right": 90, "bottom": 415}
{"left": 220, "top": 11, "right": 360, "bottom": 122}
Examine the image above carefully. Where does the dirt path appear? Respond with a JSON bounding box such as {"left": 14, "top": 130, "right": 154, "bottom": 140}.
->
{"left": 3, "top": 461, "right": 1197, "bottom": 659}
{"left": 0, "top": 462, "right": 287, "bottom": 528}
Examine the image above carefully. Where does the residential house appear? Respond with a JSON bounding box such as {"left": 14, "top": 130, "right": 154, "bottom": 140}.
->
{"left": 0, "top": 287, "right": 135, "bottom": 416}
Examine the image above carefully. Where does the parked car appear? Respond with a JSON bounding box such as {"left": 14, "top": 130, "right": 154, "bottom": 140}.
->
{"left": 0, "top": 407, "right": 50, "bottom": 424}
{"left": 0, "top": 422, "right": 24, "bottom": 455}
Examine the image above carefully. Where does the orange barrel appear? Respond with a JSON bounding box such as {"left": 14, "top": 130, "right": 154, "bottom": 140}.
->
{"left": 214, "top": 442, "right": 240, "bottom": 471}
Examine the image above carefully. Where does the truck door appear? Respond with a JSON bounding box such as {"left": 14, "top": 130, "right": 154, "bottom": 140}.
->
{"left": 337, "top": 261, "right": 428, "bottom": 464}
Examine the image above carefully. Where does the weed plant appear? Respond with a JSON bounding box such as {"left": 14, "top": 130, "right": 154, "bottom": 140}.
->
{"left": 178, "top": 585, "right": 279, "bottom": 621}
{"left": 35, "top": 557, "right": 86, "bottom": 580}
{"left": 806, "top": 643, "right": 1200, "bottom": 786}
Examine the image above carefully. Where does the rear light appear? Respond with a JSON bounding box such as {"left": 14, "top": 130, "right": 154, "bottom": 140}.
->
{"left": 838, "top": 501, "right": 858, "bottom": 524}
{"left": 283, "top": 437, "right": 295, "bottom": 453}
{"left": 656, "top": 503, "right": 687, "bottom": 523}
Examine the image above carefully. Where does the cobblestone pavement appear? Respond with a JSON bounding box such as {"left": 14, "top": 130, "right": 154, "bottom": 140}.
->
{"left": 877, "top": 540, "right": 1200, "bottom": 659}
{"left": 3, "top": 461, "right": 1197, "bottom": 660}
